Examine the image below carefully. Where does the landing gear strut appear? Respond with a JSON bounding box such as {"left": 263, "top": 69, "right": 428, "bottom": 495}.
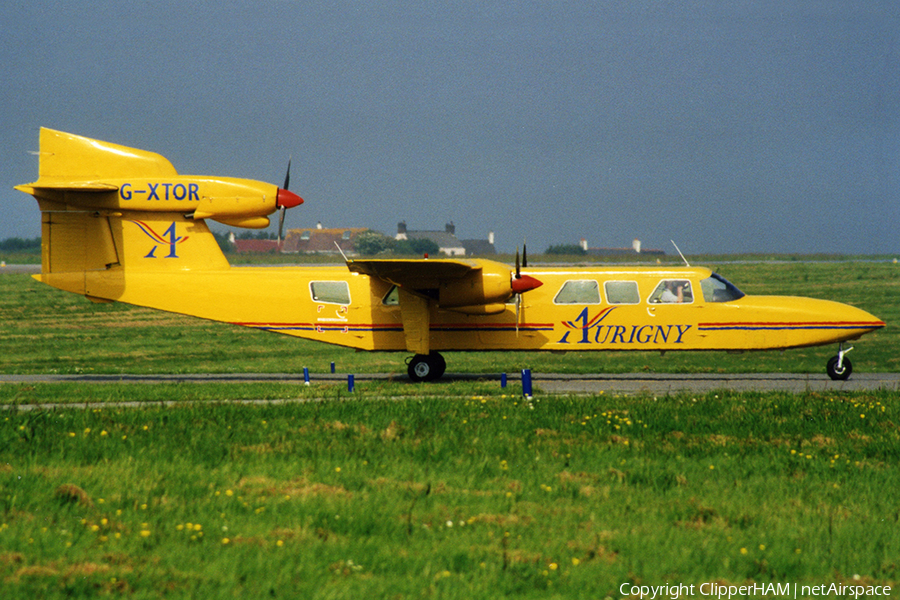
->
{"left": 407, "top": 352, "right": 447, "bottom": 383}
{"left": 826, "top": 343, "right": 853, "bottom": 381}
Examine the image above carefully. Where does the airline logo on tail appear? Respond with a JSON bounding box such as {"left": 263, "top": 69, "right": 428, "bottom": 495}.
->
{"left": 130, "top": 221, "right": 188, "bottom": 258}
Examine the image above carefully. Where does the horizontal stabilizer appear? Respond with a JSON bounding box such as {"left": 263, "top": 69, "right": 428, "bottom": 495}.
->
{"left": 15, "top": 181, "right": 119, "bottom": 194}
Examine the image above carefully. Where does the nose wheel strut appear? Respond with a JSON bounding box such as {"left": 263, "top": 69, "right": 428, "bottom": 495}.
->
{"left": 826, "top": 343, "right": 853, "bottom": 381}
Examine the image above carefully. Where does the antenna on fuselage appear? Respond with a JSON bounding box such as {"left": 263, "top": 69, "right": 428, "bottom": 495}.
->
{"left": 334, "top": 240, "right": 350, "bottom": 264}
{"left": 670, "top": 240, "right": 690, "bottom": 267}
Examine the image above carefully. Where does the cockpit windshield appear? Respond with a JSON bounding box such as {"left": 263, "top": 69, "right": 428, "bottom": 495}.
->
{"left": 700, "top": 273, "right": 745, "bottom": 303}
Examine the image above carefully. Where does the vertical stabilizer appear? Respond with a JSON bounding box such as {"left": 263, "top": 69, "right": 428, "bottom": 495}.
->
{"left": 35, "top": 128, "right": 177, "bottom": 184}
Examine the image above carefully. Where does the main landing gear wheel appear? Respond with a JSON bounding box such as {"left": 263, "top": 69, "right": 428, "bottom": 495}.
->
{"left": 826, "top": 355, "right": 852, "bottom": 381}
{"left": 407, "top": 352, "right": 447, "bottom": 383}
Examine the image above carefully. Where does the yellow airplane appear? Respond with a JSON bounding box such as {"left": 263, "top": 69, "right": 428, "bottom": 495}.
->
{"left": 16, "top": 128, "right": 885, "bottom": 382}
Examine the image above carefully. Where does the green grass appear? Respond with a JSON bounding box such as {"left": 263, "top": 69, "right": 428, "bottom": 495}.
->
{"left": 1, "top": 390, "right": 899, "bottom": 598}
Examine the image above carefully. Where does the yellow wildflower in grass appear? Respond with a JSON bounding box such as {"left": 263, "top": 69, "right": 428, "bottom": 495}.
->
{"left": 740, "top": 547, "right": 748, "bottom": 555}
{"left": 572, "top": 558, "right": 580, "bottom": 566}
{"left": 225, "top": 490, "right": 233, "bottom": 497}
{"left": 222, "top": 537, "right": 231, "bottom": 544}
{"left": 549, "top": 563, "right": 558, "bottom": 571}
{"left": 759, "top": 544, "right": 766, "bottom": 551}
{"left": 140, "top": 529, "right": 151, "bottom": 538}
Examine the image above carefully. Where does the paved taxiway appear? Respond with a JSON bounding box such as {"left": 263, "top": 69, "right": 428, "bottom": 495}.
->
{"left": 1, "top": 372, "right": 898, "bottom": 396}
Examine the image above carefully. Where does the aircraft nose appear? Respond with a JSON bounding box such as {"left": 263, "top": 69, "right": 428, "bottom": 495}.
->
{"left": 276, "top": 188, "right": 303, "bottom": 209}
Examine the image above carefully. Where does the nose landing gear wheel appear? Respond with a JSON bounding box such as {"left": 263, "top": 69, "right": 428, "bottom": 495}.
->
{"left": 407, "top": 352, "right": 446, "bottom": 382}
{"left": 826, "top": 355, "right": 852, "bottom": 381}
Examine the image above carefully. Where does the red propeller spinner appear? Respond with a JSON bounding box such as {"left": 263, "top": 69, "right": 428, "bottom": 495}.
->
{"left": 511, "top": 274, "right": 542, "bottom": 294}
{"left": 276, "top": 188, "right": 303, "bottom": 209}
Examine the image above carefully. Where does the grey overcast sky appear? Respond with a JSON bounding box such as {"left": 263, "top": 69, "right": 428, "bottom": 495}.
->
{"left": 1, "top": 1, "right": 897, "bottom": 254}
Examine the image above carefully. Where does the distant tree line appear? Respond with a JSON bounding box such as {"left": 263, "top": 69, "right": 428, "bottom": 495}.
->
{"left": 545, "top": 244, "right": 586, "bottom": 256}
{"left": 0, "top": 237, "right": 40, "bottom": 253}
{"left": 354, "top": 231, "right": 440, "bottom": 256}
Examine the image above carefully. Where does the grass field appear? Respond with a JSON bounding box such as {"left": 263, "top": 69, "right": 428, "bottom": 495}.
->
{"left": 1, "top": 259, "right": 898, "bottom": 598}
{"left": 2, "top": 390, "right": 899, "bottom": 598}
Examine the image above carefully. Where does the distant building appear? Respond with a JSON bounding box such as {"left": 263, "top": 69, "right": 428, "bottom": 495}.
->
{"left": 280, "top": 224, "right": 368, "bottom": 254}
{"left": 396, "top": 221, "right": 495, "bottom": 256}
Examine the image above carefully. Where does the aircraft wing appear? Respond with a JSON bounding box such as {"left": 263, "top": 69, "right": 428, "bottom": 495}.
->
{"left": 346, "top": 258, "right": 482, "bottom": 290}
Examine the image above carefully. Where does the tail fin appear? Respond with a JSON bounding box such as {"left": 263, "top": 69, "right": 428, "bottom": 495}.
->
{"left": 34, "top": 211, "right": 229, "bottom": 300}
{"left": 30, "top": 128, "right": 177, "bottom": 187}
{"left": 17, "top": 129, "right": 230, "bottom": 301}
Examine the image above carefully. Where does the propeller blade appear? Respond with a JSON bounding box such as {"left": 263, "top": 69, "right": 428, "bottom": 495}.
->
{"left": 275, "top": 156, "right": 303, "bottom": 209}
{"left": 277, "top": 206, "right": 286, "bottom": 245}
{"left": 523, "top": 243, "right": 527, "bottom": 268}
{"left": 283, "top": 156, "right": 292, "bottom": 190}
{"left": 515, "top": 247, "right": 521, "bottom": 279}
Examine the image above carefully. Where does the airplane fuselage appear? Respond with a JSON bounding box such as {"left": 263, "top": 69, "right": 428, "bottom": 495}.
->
{"left": 95, "top": 264, "right": 881, "bottom": 355}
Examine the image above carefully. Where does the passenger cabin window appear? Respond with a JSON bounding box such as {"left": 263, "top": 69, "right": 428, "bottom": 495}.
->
{"left": 300, "top": 230, "right": 312, "bottom": 240}
{"left": 554, "top": 280, "right": 601, "bottom": 304}
{"left": 605, "top": 281, "right": 640, "bottom": 305}
{"left": 310, "top": 281, "right": 351, "bottom": 305}
{"left": 342, "top": 230, "right": 352, "bottom": 240}
{"left": 648, "top": 280, "right": 694, "bottom": 304}
{"left": 700, "top": 273, "right": 745, "bottom": 303}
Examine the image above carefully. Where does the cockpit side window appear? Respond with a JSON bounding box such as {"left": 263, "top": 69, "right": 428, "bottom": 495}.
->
{"left": 700, "top": 273, "right": 745, "bottom": 303}
{"left": 310, "top": 281, "right": 351, "bottom": 305}
{"left": 648, "top": 280, "right": 694, "bottom": 304}
{"left": 554, "top": 280, "right": 601, "bottom": 304}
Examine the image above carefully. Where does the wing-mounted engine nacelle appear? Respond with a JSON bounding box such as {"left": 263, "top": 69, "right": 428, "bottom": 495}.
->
{"left": 439, "top": 262, "right": 542, "bottom": 314}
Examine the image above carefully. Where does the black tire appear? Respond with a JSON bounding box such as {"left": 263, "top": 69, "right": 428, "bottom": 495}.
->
{"left": 407, "top": 352, "right": 446, "bottom": 382}
{"left": 431, "top": 352, "right": 446, "bottom": 379}
{"left": 826, "top": 355, "right": 852, "bottom": 381}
